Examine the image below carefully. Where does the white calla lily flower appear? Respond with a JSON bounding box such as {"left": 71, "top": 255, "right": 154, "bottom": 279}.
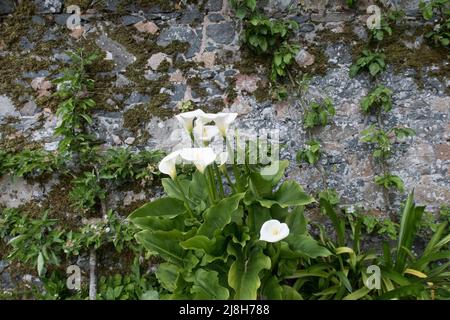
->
{"left": 216, "top": 151, "right": 229, "bottom": 166}
{"left": 158, "top": 150, "right": 181, "bottom": 180}
{"left": 259, "top": 219, "right": 290, "bottom": 243}
{"left": 198, "top": 113, "right": 217, "bottom": 123}
{"left": 180, "top": 147, "right": 217, "bottom": 173}
{"left": 213, "top": 112, "right": 238, "bottom": 136}
{"left": 175, "top": 109, "right": 205, "bottom": 133}
{"left": 199, "top": 112, "right": 238, "bottom": 136}
{"left": 193, "top": 124, "right": 220, "bottom": 145}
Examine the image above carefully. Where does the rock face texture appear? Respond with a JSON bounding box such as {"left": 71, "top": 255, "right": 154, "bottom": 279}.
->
{"left": 0, "top": 0, "right": 448, "bottom": 217}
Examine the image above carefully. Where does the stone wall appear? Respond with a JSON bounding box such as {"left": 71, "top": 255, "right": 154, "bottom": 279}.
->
{"left": 0, "top": 0, "right": 449, "bottom": 216}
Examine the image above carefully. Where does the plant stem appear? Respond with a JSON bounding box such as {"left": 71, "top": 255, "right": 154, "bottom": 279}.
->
{"left": 174, "top": 178, "right": 195, "bottom": 217}
{"left": 270, "top": 242, "right": 281, "bottom": 273}
{"left": 223, "top": 167, "right": 238, "bottom": 193}
{"left": 225, "top": 136, "right": 243, "bottom": 191}
{"left": 208, "top": 166, "right": 218, "bottom": 201}
{"left": 376, "top": 111, "right": 393, "bottom": 220}
{"left": 315, "top": 162, "right": 328, "bottom": 190}
{"left": 287, "top": 69, "right": 296, "bottom": 86}
{"left": 203, "top": 170, "right": 216, "bottom": 205}
{"left": 214, "top": 164, "right": 225, "bottom": 198}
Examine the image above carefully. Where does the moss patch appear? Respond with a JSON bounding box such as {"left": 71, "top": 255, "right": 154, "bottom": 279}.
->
{"left": 173, "top": 59, "right": 197, "bottom": 73}
{"left": 40, "top": 176, "right": 81, "bottom": 229}
{"left": 234, "top": 48, "right": 271, "bottom": 76}
{"left": 123, "top": 93, "right": 173, "bottom": 134}
{"left": 148, "top": 93, "right": 171, "bottom": 115}
{"left": 187, "top": 75, "right": 208, "bottom": 98}
{"left": 253, "top": 80, "right": 271, "bottom": 103}
{"left": 0, "top": 53, "right": 53, "bottom": 107}
{"left": 226, "top": 77, "right": 237, "bottom": 103}
{"left": 295, "top": 45, "right": 331, "bottom": 76}
{"left": 117, "top": 0, "right": 176, "bottom": 13}
{"left": 123, "top": 105, "right": 148, "bottom": 133}
{"left": 382, "top": 26, "right": 449, "bottom": 87}
{"left": 0, "top": 2, "right": 36, "bottom": 50}
{"left": 318, "top": 22, "right": 449, "bottom": 87}
{"left": 206, "top": 97, "right": 225, "bottom": 112}
{"left": 109, "top": 26, "right": 190, "bottom": 116}
{"left": 0, "top": 123, "right": 42, "bottom": 154}
{"left": 156, "top": 60, "right": 172, "bottom": 73}
{"left": 317, "top": 24, "right": 360, "bottom": 45}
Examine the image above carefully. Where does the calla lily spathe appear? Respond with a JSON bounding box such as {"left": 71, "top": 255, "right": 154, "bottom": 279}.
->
{"left": 216, "top": 151, "right": 229, "bottom": 166}
{"left": 158, "top": 150, "right": 181, "bottom": 180}
{"left": 175, "top": 109, "right": 205, "bottom": 133}
{"left": 180, "top": 147, "right": 217, "bottom": 173}
{"left": 193, "top": 123, "right": 220, "bottom": 145}
{"left": 259, "top": 219, "right": 290, "bottom": 243}
{"left": 199, "top": 112, "right": 238, "bottom": 137}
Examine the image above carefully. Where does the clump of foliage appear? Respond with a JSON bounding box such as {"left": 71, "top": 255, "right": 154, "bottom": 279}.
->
{"left": 346, "top": 0, "right": 357, "bottom": 7}
{"left": 70, "top": 170, "right": 105, "bottom": 213}
{"left": 297, "top": 98, "right": 335, "bottom": 190}
{"left": 361, "top": 124, "right": 415, "bottom": 195}
{"left": 315, "top": 192, "right": 450, "bottom": 299}
{"left": 97, "top": 260, "right": 159, "bottom": 300}
{"left": 0, "top": 206, "right": 140, "bottom": 279}
{"left": 1, "top": 209, "right": 64, "bottom": 276}
{"left": 374, "top": 173, "right": 405, "bottom": 193}
{"left": 0, "top": 48, "right": 165, "bottom": 299}
{"left": 230, "top": 0, "right": 257, "bottom": 19}
{"left": 63, "top": 210, "right": 138, "bottom": 255}
{"left": 53, "top": 50, "right": 99, "bottom": 157}
{"left": 420, "top": 0, "right": 450, "bottom": 47}
{"left": 296, "top": 140, "right": 321, "bottom": 165}
{"left": 349, "top": 209, "right": 399, "bottom": 240}
{"left": 129, "top": 111, "right": 324, "bottom": 299}
{"left": 360, "top": 85, "right": 393, "bottom": 114}
{"left": 303, "top": 98, "right": 335, "bottom": 129}
{"left": 272, "top": 42, "right": 298, "bottom": 81}
{"left": 232, "top": 1, "right": 299, "bottom": 82}
{"left": 130, "top": 108, "right": 450, "bottom": 299}
{"left": 100, "top": 148, "right": 163, "bottom": 186}
{"left": 243, "top": 15, "right": 297, "bottom": 54}
{"left": 1, "top": 149, "right": 60, "bottom": 179}
{"left": 369, "top": 14, "right": 393, "bottom": 42}
{"left": 350, "top": 49, "right": 386, "bottom": 77}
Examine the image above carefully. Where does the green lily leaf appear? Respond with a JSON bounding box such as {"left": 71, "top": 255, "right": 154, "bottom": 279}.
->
{"left": 191, "top": 269, "right": 229, "bottom": 300}
{"left": 282, "top": 285, "right": 303, "bottom": 300}
{"left": 223, "top": 223, "right": 251, "bottom": 247}
{"left": 261, "top": 276, "right": 283, "bottom": 300}
{"left": 180, "top": 235, "right": 228, "bottom": 257}
{"left": 188, "top": 171, "right": 209, "bottom": 203}
{"left": 287, "top": 234, "right": 332, "bottom": 258}
{"left": 130, "top": 215, "right": 185, "bottom": 232}
{"left": 246, "top": 205, "right": 272, "bottom": 235}
{"left": 228, "top": 245, "right": 271, "bottom": 299}
{"left": 156, "top": 262, "right": 180, "bottom": 292}
{"left": 198, "top": 193, "right": 245, "bottom": 238}
{"left": 162, "top": 178, "right": 189, "bottom": 201}
{"left": 135, "top": 230, "right": 186, "bottom": 265}
{"left": 128, "top": 197, "right": 186, "bottom": 225}
{"left": 257, "top": 181, "right": 315, "bottom": 208}
{"left": 285, "top": 206, "right": 307, "bottom": 235}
